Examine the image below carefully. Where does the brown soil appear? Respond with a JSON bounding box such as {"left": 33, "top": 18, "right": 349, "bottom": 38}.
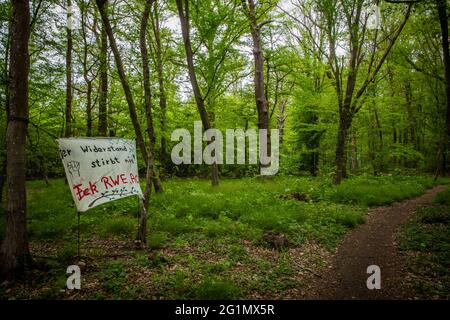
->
{"left": 305, "top": 185, "right": 446, "bottom": 300}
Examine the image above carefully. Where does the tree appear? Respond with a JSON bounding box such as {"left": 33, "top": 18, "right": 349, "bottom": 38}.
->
{"left": 78, "top": 0, "right": 98, "bottom": 136}
{"left": 65, "top": 0, "right": 73, "bottom": 137}
{"left": 136, "top": 0, "right": 154, "bottom": 244}
{"left": 382, "top": 0, "right": 449, "bottom": 175}
{"left": 0, "top": 0, "right": 31, "bottom": 279}
{"left": 278, "top": 1, "right": 328, "bottom": 174}
{"left": 140, "top": 0, "right": 163, "bottom": 194}
{"left": 150, "top": 0, "right": 168, "bottom": 169}
{"left": 241, "top": 0, "right": 272, "bottom": 157}
{"left": 95, "top": 0, "right": 148, "bottom": 165}
{"left": 0, "top": 4, "right": 11, "bottom": 203}
{"left": 313, "top": 0, "right": 412, "bottom": 184}
{"left": 436, "top": 0, "right": 450, "bottom": 173}
{"left": 97, "top": 0, "right": 108, "bottom": 136}
{"left": 96, "top": 0, "right": 163, "bottom": 243}
{"left": 176, "top": 0, "right": 219, "bottom": 186}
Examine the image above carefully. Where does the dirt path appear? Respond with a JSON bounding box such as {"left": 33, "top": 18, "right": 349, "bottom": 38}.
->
{"left": 306, "top": 185, "right": 446, "bottom": 300}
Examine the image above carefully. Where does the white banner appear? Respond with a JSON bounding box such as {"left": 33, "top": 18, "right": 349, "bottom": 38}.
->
{"left": 57, "top": 138, "right": 143, "bottom": 212}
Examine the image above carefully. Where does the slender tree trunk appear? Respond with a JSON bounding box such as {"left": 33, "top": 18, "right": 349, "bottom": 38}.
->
{"left": 86, "top": 82, "right": 92, "bottom": 136}
{"left": 65, "top": 0, "right": 73, "bottom": 137}
{"left": 404, "top": 81, "right": 417, "bottom": 148}
{"left": 140, "top": 0, "right": 162, "bottom": 198}
{"left": 277, "top": 100, "right": 286, "bottom": 144}
{"left": 98, "top": 1, "right": 108, "bottom": 136}
{"left": 374, "top": 107, "right": 384, "bottom": 172}
{"left": 242, "top": 0, "right": 271, "bottom": 156}
{"left": 151, "top": 0, "right": 168, "bottom": 172}
{"left": 0, "top": 0, "right": 31, "bottom": 279}
{"left": 351, "top": 130, "right": 358, "bottom": 172}
{"left": 176, "top": 0, "right": 219, "bottom": 186}
{"left": 80, "top": 2, "right": 94, "bottom": 137}
{"left": 437, "top": 0, "right": 450, "bottom": 175}
{"left": 374, "top": 109, "right": 383, "bottom": 148}
{"left": 96, "top": 0, "right": 148, "bottom": 162}
{"left": 0, "top": 15, "right": 11, "bottom": 204}
{"left": 0, "top": 156, "right": 6, "bottom": 203}
{"left": 333, "top": 111, "right": 352, "bottom": 184}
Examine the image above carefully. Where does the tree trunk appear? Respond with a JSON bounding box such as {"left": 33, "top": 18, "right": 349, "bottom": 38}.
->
{"left": 0, "top": 156, "right": 6, "bottom": 203}
{"left": 140, "top": 0, "right": 162, "bottom": 198}
{"left": 176, "top": 0, "right": 219, "bottom": 186}
{"left": 351, "top": 130, "right": 358, "bottom": 173}
{"left": 65, "top": 0, "right": 73, "bottom": 137}
{"left": 96, "top": 0, "right": 148, "bottom": 163}
{"left": 98, "top": 1, "right": 108, "bottom": 137}
{"left": 151, "top": 0, "right": 168, "bottom": 172}
{"left": 437, "top": 0, "right": 450, "bottom": 138}
{"left": 244, "top": 0, "right": 269, "bottom": 131}
{"left": 333, "top": 112, "right": 352, "bottom": 185}
{"left": 277, "top": 99, "right": 286, "bottom": 145}
{"left": 242, "top": 0, "right": 271, "bottom": 157}
{"left": 0, "top": 0, "right": 31, "bottom": 279}
{"left": 404, "top": 81, "right": 417, "bottom": 148}
{"left": 137, "top": 154, "right": 152, "bottom": 246}
{"left": 86, "top": 82, "right": 92, "bottom": 136}
{"left": 0, "top": 15, "right": 11, "bottom": 204}
{"left": 80, "top": 1, "right": 95, "bottom": 137}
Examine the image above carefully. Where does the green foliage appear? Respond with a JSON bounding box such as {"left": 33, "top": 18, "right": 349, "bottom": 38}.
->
{"left": 191, "top": 277, "right": 241, "bottom": 300}
{"left": 56, "top": 244, "right": 78, "bottom": 263}
{"left": 101, "top": 261, "right": 128, "bottom": 296}
{"left": 332, "top": 176, "right": 434, "bottom": 206}
{"left": 1, "top": 175, "right": 442, "bottom": 299}
{"left": 147, "top": 231, "right": 168, "bottom": 249}
{"left": 257, "top": 255, "right": 299, "bottom": 294}
{"left": 331, "top": 210, "right": 365, "bottom": 228}
{"left": 398, "top": 205, "right": 450, "bottom": 298}
{"left": 101, "top": 217, "right": 135, "bottom": 237}
{"left": 11, "top": 175, "right": 436, "bottom": 249}
{"left": 433, "top": 187, "right": 450, "bottom": 206}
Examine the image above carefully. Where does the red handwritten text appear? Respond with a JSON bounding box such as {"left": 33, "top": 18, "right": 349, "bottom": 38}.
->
{"left": 72, "top": 173, "right": 139, "bottom": 201}
{"left": 73, "top": 181, "right": 98, "bottom": 201}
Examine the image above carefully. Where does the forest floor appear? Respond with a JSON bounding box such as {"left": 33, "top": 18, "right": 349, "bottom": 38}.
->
{"left": 0, "top": 175, "right": 449, "bottom": 299}
{"left": 304, "top": 185, "right": 448, "bottom": 300}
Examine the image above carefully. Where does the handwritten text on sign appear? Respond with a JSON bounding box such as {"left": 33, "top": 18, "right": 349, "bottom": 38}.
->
{"left": 57, "top": 138, "right": 143, "bottom": 212}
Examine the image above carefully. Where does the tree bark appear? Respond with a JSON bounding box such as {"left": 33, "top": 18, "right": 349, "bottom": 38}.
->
{"left": 86, "top": 82, "right": 92, "bottom": 136}
{"left": 351, "top": 130, "right": 358, "bottom": 173}
{"left": 0, "top": 0, "right": 31, "bottom": 279}
{"left": 243, "top": 0, "right": 269, "bottom": 131}
{"left": 151, "top": 0, "right": 168, "bottom": 172}
{"left": 176, "top": 0, "right": 219, "bottom": 186}
{"left": 65, "top": 0, "right": 73, "bottom": 137}
{"left": 404, "top": 81, "right": 417, "bottom": 148}
{"left": 0, "top": 14, "right": 11, "bottom": 204}
{"left": 80, "top": 2, "right": 93, "bottom": 137}
{"left": 242, "top": 0, "right": 271, "bottom": 160}
{"left": 140, "top": 0, "right": 162, "bottom": 200}
{"left": 96, "top": 0, "right": 148, "bottom": 163}
{"left": 98, "top": 1, "right": 108, "bottom": 136}
{"left": 333, "top": 112, "right": 352, "bottom": 184}
{"left": 437, "top": 0, "right": 450, "bottom": 175}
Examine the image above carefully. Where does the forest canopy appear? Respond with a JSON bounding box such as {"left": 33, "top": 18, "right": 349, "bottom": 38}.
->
{"left": 0, "top": 0, "right": 448, "bottom": 185}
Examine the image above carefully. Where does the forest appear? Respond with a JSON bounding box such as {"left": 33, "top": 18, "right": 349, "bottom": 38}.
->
{"left": 0, "top": 0, "right": 449, "bottom": 300}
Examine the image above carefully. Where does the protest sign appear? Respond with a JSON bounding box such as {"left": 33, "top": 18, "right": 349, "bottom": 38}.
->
{"left": 57, "top": 138, "right": 143, "bottom": 212}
